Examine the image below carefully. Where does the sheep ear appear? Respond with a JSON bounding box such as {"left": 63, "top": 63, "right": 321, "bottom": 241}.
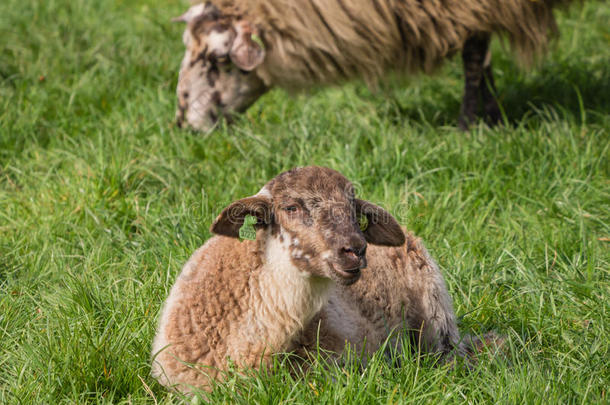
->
{"left": 172, "top": 4, "right": 205, "bottom": 23}
{"left": 172, "top": 3, "right": 217, "bottom": 23}
{"left": 229, "top": 21, "right": 265, "bottom": 71}
{"left": 211, "top": 196, "right": 272, "bottom": 238}
{"left": 355, "top": 199, "right": 405, "bottom": 246}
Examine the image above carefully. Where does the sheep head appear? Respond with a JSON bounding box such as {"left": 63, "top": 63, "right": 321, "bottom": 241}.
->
{"left": 211, "top": 167, "right": 405, "bottom": 285}
{"left": 173, "top": 3, "right": 268, "bottom": 131}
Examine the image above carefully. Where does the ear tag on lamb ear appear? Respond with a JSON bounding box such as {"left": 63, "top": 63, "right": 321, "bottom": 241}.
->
{"left": 250, "top": 33, "right": 265, "bottom": 50}
{"left": 239, "top": 215, "right": 258, "bottom": 241}
{"left": 358, "top": 214, "right": 369, "bottom": 232}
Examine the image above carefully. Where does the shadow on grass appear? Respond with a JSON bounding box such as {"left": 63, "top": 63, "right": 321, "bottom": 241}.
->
{"left": 380, "top": 58, "right": 609, "bottom": 128}
{"left": 499, "top": 58, "right": 610, "bottom": 124}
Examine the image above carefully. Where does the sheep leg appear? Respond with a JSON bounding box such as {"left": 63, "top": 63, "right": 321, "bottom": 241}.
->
{"left": 458, "top": 33, "right": 500, "bottom": 130}
{"left": 480, "top": 62, "right": 502, "bottom": 126}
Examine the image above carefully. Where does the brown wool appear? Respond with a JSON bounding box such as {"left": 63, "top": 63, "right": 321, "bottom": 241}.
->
{"left": 151, "top": 167, "right": 470, "bottom": 393}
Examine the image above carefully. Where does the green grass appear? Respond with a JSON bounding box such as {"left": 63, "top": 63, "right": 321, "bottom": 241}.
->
{"left": 1, "top": 0, "right": 608, "bottom": 403}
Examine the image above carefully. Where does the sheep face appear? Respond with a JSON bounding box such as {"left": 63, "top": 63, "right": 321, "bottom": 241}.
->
{"left": 174, "top": 3, "right": 267, "bottom": 131}
{"left": 211, "top": 167, "right": 405, "bottom": 285}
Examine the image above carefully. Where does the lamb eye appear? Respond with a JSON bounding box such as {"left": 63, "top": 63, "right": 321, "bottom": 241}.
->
{"left": 284, "top": 206, "right": 298, "bottom": 212}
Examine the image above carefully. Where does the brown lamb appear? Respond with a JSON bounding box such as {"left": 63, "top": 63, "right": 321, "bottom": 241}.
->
{"left": 173, "top": 0, "right": 578, "bottom": 131}
{"left": 151, "top": 166, "right": 474, "bottom": 393}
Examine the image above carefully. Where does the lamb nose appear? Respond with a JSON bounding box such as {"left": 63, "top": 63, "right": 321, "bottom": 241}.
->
{"left": 342, "top": 245, "right": 366, "bottom": 259}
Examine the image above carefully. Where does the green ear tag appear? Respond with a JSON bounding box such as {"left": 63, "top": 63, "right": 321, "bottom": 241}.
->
{"left": 251, "top": 33, "right": 265, "bottom": 50}
{"left": 239, "top": 215, "right": 258, "bottom": 241}
{"left": 358, "top": 214, "right": 369, "bottom": 232}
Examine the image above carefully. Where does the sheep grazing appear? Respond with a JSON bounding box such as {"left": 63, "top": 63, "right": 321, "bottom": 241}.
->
{"left": 151, "top": 166, "right": 470, "bottom": 393}
{"left": 173, "top": 0, "right": 578, "bottom": 131}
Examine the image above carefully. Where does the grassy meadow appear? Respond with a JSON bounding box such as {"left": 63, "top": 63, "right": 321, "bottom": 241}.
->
{"left": 1, "top": 0, "right": 608, "bottom": 403}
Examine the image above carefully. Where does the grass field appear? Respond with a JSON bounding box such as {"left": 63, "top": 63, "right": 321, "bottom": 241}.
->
{"left": 1, "top": 0, "right": 609, "bottom": 403}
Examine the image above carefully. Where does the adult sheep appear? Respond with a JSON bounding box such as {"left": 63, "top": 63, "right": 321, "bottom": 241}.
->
{"left": 151, "top": 166, "right": 494, "bottom": 393}
{"left": 173, "top": 0, "right": 578, "bottom": 131}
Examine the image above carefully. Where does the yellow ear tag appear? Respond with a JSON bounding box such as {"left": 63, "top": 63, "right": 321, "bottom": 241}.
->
{"left": 251, "top": 33, "right": 265, "bottom": 50}
{"left": 358, "top": 214, "right": 369, "bottom": 232}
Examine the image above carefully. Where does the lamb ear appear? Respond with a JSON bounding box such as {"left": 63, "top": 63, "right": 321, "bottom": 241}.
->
{"left": 229, "top": 21, "right": 265, "bottom": 71}
{"left": 211, "top": 196, "right": 272, "bottom": 238}
{"left": 355, "top": 199, "right": 405, "bottom": 246}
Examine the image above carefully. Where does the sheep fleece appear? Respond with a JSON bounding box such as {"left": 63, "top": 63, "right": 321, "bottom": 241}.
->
{"left": 209, "top": 0, "right": 575, "bottom": 88}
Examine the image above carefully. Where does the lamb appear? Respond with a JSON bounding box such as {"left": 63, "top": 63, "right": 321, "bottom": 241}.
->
{"left": 151, "top": 166, "right": 471, "bottom": 393}
{"left": 172, "top": 0, "right": 578, "bottom": 131}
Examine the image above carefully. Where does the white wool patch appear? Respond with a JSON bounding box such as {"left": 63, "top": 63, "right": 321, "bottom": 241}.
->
{"left": 186, "top": 88, "right": 214, "bottom": 129}
{"left": 224, "top": 229, "right": 333, "bottom": 355}
{"left": 208, "top": 30, "right": 233, "bottom": 54}
{"left": 261, "top": 230, "right": 332, "bottom": 327}
{"left": 264, "top": 230, "right": 309, "bottom": 278}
